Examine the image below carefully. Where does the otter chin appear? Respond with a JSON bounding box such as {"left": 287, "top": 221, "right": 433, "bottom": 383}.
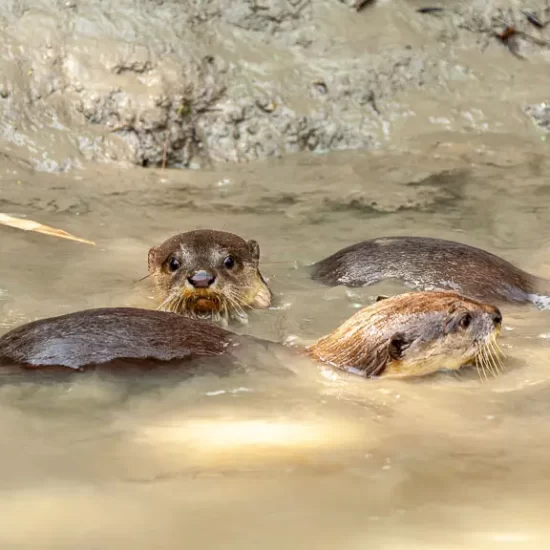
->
{"left": 188, "top": 294, "right": 221, "bottom": 315}
{"left": 0, "top": 291, "right": 504, "bottom": 380}
{"left": 147, "top": 229, "right": 273, "bottom": 324}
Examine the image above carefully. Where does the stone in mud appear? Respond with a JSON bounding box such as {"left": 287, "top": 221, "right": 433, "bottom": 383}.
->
{"left": 525, "top": 103, "right": 550, "bottom": 134}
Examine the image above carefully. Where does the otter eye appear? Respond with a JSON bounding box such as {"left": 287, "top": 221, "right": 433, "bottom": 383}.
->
{"left": 459, "top": 313, "right": 472, "bottom": 329}
{"left": 167, "top": 256, "right": 180, "bottom": 272}
{"left": 223, "top": 256, "right": 235, "bottom": 269}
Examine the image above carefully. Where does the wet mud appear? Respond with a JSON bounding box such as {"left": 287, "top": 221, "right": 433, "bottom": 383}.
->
{"left": 1, "top": 0, "right": 550, "bottom": 170}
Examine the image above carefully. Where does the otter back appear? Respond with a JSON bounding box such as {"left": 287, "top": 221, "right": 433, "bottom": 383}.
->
{"left": 310, "top": 236, "right": 549, "bottom": 304}
{"left": 0, "top": 308, "right": 236, "bottom": 370}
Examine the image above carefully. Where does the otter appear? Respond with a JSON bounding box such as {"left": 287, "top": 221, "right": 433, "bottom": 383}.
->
{"left": 147, "top": 229, "right": 273, "bottom": 324}
{"left": 310, "top": 236, "right": 550, "bottom": 307}
{"left": 0, "top": 291, "right": 503, "bottom": 380}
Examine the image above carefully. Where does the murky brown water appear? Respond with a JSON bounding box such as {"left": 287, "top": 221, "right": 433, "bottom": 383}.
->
{"left": 1, "top": 135, "right": 550, "bottom": 548}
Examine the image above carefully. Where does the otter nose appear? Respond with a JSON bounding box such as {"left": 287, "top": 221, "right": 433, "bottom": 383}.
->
{"left": 188, "top": 270, "right": 216, "bottom": 288}
{"left": 491, "top": 307, "right": 503, "bottom": 326}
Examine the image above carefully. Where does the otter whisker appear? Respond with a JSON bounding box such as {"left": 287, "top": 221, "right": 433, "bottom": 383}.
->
{"left": 226, "top": 288, "right": 249, "bottom": 308}
{"left": 488, "top": 336, "right": 505, "bottom": 373}
{"left": 478, "top": 345, "right": 495, "bottom": 378}
{"left": 156, "top": 297, "right": 169, "bottom": 311}
{"left": 163, "top": 291, "right": 186, "bottom": 315}
{"left": 475, "top": 347, "right": 489, "bottom": 382}
{"left": 477, "top": 349, "right": 488, "bottom": 379}
{"left": 157, "top": 291, "right": 178, "bottom": 312}
{"left": 167, "top": 295, "right": 180, "bottom": 313}
{"left": 130, "top": 273, "right": 153, "bottom": 287}
{"left": 222, "top": 300, "right": 231, "bottom": 324}
{"left": 211, "top": 297, "right": 230, "bottom": 323}
{"left": 224, "top": 289, "right": 250, "bottom": 321}
{"left": 174, "top": 295, "right": 186, "bottom": 315}
{"left": 475, "top": 361, "right": 484, "bottom": 382}
{"left": 220, "top": 303, "right": 229, "bottom": 322}
{"left": 476, "top": 335, "right": 504, "bottom": 380}
{"left": 486, "top": 342, "right": 502, "bottom": 377}
{"left": 493, "top": 351, "right": 505, "bottom": 369}
{"left": 480, "top": 360, "right": 489, "bottom": 382}
{"left": 230, "top": 299, "right": 248, "bottom": 319}
{"left": 490, "top": 334, "right": 505, "bottom": 361}
{"left": 483, "top": 345, "right": 499, "bottom": 378}
{"left": 484, "top": 347, "right": 499, "bottom": 378}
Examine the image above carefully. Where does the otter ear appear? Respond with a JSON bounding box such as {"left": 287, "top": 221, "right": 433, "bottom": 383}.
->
{"left": 375, "top": 295, "right": 389, "bottom": 302}
{"left": 148, "top": 247, "right": 159, "bottom": 273}
{"left": 388, "top": 332, "right": 412, "bottom": 361}
{"left": 247, "top": 239, "right": 260, "bottom": 261}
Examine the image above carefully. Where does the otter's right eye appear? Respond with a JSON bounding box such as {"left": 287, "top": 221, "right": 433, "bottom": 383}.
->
{"left": 459, "top": 312, "right": 472, "bottom": 329}
{"left": 167, "top": 256, "right": 180, "bottom": 272}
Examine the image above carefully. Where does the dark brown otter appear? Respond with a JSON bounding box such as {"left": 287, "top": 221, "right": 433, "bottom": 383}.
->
{"left": 0, "top": 308, "right": 236, "bottom": 372}
{"left": 0, "top": 291, "right": 503, "bottom": 379}
{"left": 310, "top": 236, "right": 550, "bottom": 307}
{"left": 147, "top": 229, "right": 273, "bottom": 324}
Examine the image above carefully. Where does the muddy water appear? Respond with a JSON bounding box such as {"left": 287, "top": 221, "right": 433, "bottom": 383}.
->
{"left": 1, "top": 136, "right": 550, "bottom": 548}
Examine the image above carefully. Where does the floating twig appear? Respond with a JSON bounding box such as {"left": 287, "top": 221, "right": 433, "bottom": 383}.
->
{"left": 0, "top": 213, "right": 95, "bottom": 245}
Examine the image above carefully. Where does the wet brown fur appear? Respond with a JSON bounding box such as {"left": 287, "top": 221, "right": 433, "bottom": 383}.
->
{"left": 311, "top": 236, "right": 550, "bottom": 305}
{"left": 0, "top": 294, "right": 502, "bottom": 378}
{"left": 0, "top": 308, "right": 238, "bottom": 370}
{"left": 307, "top": 290, "right": 502, "bottom": 378}
{"left": 148, "top": 229, "right": 272, "bottom": 322}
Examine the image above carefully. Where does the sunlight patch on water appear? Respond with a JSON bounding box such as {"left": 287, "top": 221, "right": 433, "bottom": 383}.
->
{"left": 136, "top": 417, "right": 362, "bottom": 451}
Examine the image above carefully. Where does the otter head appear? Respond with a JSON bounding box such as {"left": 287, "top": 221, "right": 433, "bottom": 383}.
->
{"left": 148, "top": 229, "right": 273, "bottom": 324}
{"left": 307, "top": 291, "right": 503, "bottom": 379}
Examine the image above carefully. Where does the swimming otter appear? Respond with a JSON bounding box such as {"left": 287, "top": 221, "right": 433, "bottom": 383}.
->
{"left": 310, "top": 236, "right": 550, "bottom": 307}
{"left": 0, "top": 291, "right": 503, "bottom": 379}
{"left": 147, "top": 229, "right": 273, "bottom": 324}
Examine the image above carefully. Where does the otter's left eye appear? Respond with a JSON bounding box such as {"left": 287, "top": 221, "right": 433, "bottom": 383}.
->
{"left": 167, "top": 256, "right": 180, "bottom": 272}
{"left": 459, "top": 313, "right": 472, "bottom": 329}
{"left": 223, "top": 256, "right": 235, "bottom": 269}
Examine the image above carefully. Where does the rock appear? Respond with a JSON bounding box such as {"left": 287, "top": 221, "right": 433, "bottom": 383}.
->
{"left": 525, "top": 102, "right": 550, "bottom": 134}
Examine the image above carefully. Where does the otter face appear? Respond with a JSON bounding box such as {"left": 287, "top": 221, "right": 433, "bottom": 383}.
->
{"left": 148, "top": 230, "right": 272, "bottom": 324}
{"left": 307, "top": 291, "right": 504, "bottom": 379}
{"left": 383, "top": 296, "right": 503, "bottom": 378}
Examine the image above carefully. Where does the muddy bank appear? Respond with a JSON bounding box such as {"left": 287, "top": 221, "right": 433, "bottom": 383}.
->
{"left": 1, "top": 0, "right": 550, "bottom": 171}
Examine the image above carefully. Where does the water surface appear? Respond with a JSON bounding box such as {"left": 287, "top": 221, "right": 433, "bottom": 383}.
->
{"left": 1, "top": 135, "right": 550, "bottom": 548}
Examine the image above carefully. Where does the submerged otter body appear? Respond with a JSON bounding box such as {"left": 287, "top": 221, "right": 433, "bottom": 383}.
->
{"left": 0, "top": 291, "right": 503, "bottom": 380}
{"left": 311, "top": 236, "right": 550, "bottom": 306}
{"left": 0, "top": 308, "right": 239, "bottom": 371}
{"left": 148, "top": 229, "right": 272, "bottom": 324}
